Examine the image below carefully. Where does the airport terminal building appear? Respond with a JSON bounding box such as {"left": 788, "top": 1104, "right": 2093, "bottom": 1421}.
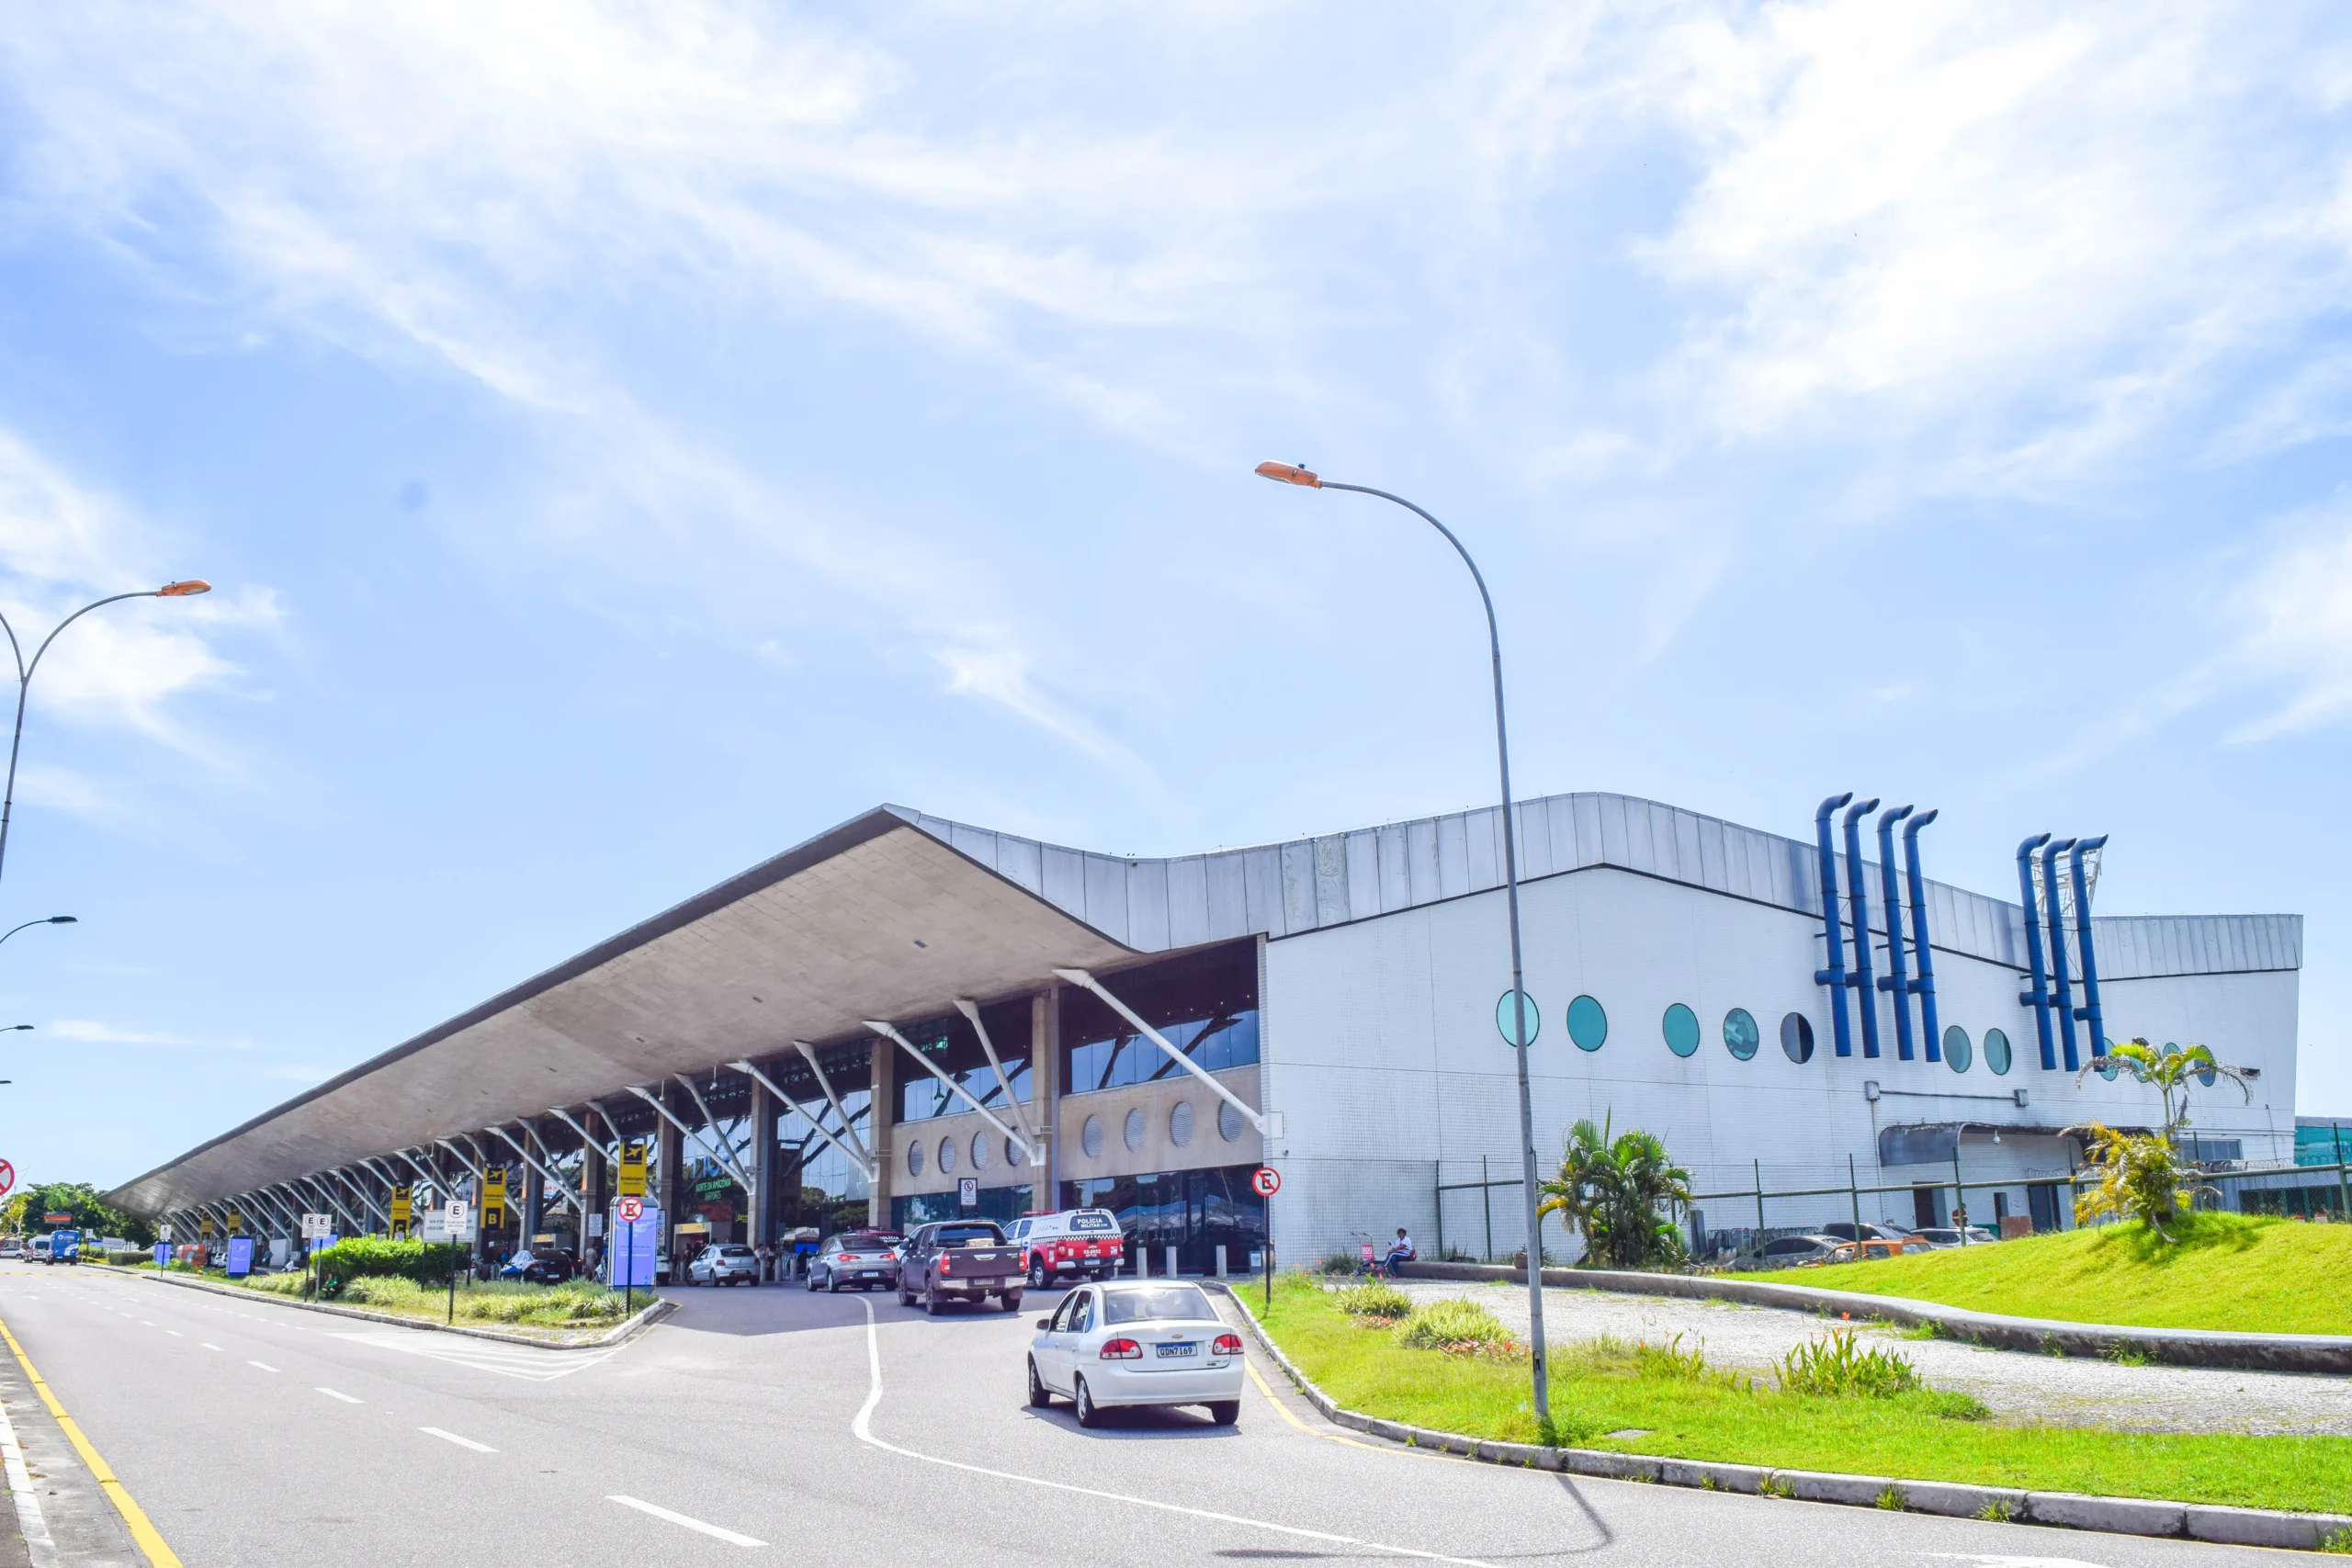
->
{"left": 111, "top": 792, "right": 2303, "bottom": 1271}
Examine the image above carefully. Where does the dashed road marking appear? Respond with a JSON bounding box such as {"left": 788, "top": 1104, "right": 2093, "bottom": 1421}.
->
{"left": 607, "top": 1495, "right": 764, "bottom": 1547}
{"left": 199, "top": 1344, "right": 222, "bottom": 1352}
{"left": 316, "top": 1388, "right": 361, "bottom": 1404}
{"left": 419, "top": 1427, "right": 496, "bottom": 1453}
{"left": 246, "top": 1361, "right": 278, "bottom": 1373}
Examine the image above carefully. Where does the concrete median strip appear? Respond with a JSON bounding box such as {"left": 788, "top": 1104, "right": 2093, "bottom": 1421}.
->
{"left": 1396, "top": 1260, "right": 2352, "bottom": 1375}
{"left": 1212, "top": 1283, "right": 2352, "bottom": 1553}
{"left": 89, "top": 1263, "right": 674, "bottom": 1349}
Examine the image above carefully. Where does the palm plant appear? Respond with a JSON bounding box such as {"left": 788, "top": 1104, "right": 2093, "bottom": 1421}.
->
{"left": 2067, "top": 1038, "right": 2252, "bottom": 1238}
{"left": 1537, "top": 1116, "right": 1692, "bottom": 1269}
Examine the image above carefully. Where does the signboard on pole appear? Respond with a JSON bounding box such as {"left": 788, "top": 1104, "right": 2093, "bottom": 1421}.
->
{"left": 616, "top": 1144, "right": 648, "bottom": 1199}
{"left": 616, "top": 1196, "right": 643, "bottom": 1224}
{"left": 225, "top": 1236, "right": 254, "bottom": 1278}
{"left": 153, "top": 1243, "right": 171, "bottom": 1269}
{"left": 390, "top": 1185, "right": 413, "bottom": 1239}
{"left": 1250, "top": 1167, "right": 1282, "bottom": 1198}
{"left": 957, "top": 1178, "right": 978, "bottom": 1211}
{"left": 300, "top": 1213, "right": 333, "bottom": 1240}
{"left": 420, "top": 1209, "right": 448, "bottom": 1243}
{"left": 0, "top": 1159, "right": 14, "bottom": 1200}
{"left": 443, "top": 1200, "right": 474, "bottom": 1241}
{"left": 158, "top": 1224, "right": 173, "bottom": 1244}
{"left": 481, "top": 1173, "right": 506, "bottom": 1231}
{"left": 613, "top": 1202, "right": 661, "bottom": 1292}
{"left": 198, "top": 1215, "right": 215, "bottom": 1239}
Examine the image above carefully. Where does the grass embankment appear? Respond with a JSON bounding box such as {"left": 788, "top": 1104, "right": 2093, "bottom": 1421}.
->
{"left": 1254, "top": 1277, "right": 2352, "bottom": 1513}
{"left": 1728, "top": 1214, "right": 2351, "bottom": 1336}
{"left": 232, "top": 1271, "right": 631, "bottom": 1331}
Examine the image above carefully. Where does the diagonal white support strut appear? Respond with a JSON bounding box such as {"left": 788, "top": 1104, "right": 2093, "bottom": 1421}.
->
{"left": 1053, "top": 968, "right": 1272, "bottom": 1136}
{"left": 729, "top": 1059, "right": 876, "bottom": 1181}
{"left": 955, "top": 999, "right": 1046, "bottom": 1168}
{"left": 547, "top": 1108, "right": 616, "bottom": 1164}
{"left": 790, "top": 1043, "right": 873, "bottom": 1166}
{"left": 490, "top": 1125, "right": 585, "bottom": 1213}
{"left": 628, "top": 1084, "right": 756, "bottom": 1197}
{"left": 864, "top": 1021, "right": 1035, "bottom": 1162}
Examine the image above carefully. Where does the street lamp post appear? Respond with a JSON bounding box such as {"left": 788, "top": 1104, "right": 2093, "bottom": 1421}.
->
{"left": 1255, "top": 460, "right": 1554, "bottom": 1430}
{"left": 0, "top": 916, "right": 75, "bottom": 953}
{"left": 0, "top": 582, "right": 211, "bottom": 892}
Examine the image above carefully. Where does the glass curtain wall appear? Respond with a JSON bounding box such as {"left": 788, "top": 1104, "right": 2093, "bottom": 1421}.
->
{"left": 1063, "top": 1165, "right": 1267, "bottom": 1274}
{"left": 1060, "top": 942, "right": 1259, "bottom": 1094}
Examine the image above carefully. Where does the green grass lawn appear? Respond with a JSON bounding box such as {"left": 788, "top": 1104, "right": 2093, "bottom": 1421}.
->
{"left": 1252, "top": 1277, "right": 2352, "bottom": 1513}
{"left": 1725, "top": 1213, "right": 2351, "bottom": 1335}
{"left": 228, "top": 1270, "right": 631, "bottom": 1331}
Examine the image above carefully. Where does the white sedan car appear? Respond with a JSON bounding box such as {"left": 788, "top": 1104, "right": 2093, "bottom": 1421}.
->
{"left": 1026, "top": 1280, "right": 1244, "bottom": 1427}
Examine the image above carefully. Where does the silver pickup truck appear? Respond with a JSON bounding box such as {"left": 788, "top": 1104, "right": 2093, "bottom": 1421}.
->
{"left": 897, "top": 1219, "right": 1024, "bottom": 1314}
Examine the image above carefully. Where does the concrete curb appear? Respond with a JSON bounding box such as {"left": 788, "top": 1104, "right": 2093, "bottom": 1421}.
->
{"left": 1208, "top": 1282, "right": 2352, "bottom": 1552}
{"left": 1396, "top": 1260, "right": 2352, "bottom": 1374}
{"left": 89, "top": 1264, "right": 676, "bottom": 1349}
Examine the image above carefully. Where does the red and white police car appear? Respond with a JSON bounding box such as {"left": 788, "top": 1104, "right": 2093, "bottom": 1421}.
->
{"left": 1007, "top": 1209, "right": 1125, "bottom": 1287}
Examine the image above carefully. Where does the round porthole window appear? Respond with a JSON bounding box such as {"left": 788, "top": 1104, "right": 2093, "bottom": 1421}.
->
{"left": 1780, "top": 1012, "right": 1814, "bottom": 1064}
{"left": 1081, "top": 1115, "right": 1104, "bottom": 1157}
{"left": 1124, "top": 1108, "right": 1146, "bottom": 1152}
{"left": 1218, "top": 1100, "right": 1245, "bottom": 1142}
{"left": 907, "top": 1139, "right": 925, "bottom": 1178}
{"left": 1724, "top": 1008, "right": 1760, "bottom": 1061}
{"left": 1566, "top": 995, "right": 1607, "bottom": 1052}
{"left": 970, "top": 1132, "right": 989, "bottom": 1170}
{"left": 1170, "top": 1100, "right": 1195, "bottom": 1146}
{"left": 1984, "top": 1028, "right": 2012, "bottom": 1076}
{"left": 1007, "top": 1136, "right": 1024, "bottom": 1168}
{"left": 1943, "top": 1026, "right": 1973, "bottom": 1073}
{"left": 937, "top": 1135, "right": 956, "bottom": 1173}
{"left": 1662, "top": 1003, "right": 1700, "bottom": 1058}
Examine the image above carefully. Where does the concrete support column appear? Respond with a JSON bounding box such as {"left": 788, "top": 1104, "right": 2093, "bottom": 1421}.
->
{"left": 579, "top": 1142, "right": 605, "bottom": 1268}
{"left": 1036, "top": 986, "right": 1061, "bottom": 1211}
{"left": 658, "top": 1088, "right": 684, "bottom": 1263}
{"left": 523, "top": 1163, "right": 544, "bottom": 1250}
{"left": 868, "top": 1040, "right": 894, "bottom": 1230}
{"left": 750, "top": 1077, "right": 778, "bottom": 1271}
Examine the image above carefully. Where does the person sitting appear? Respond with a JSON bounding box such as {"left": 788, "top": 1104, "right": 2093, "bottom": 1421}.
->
{"left": 1383, "top": 1227, "right": 1416, "bottom": 1272}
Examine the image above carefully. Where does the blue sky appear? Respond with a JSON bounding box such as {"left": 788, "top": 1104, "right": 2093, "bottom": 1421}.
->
{"left": 3, "top": 3, "right": 2349, "bottom": 1191}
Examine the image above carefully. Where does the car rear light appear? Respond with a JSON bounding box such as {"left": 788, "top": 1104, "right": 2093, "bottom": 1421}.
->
{"left": 938, "top": 1255, "right": 951, "bottom": 1274}
{"left": 840, "top": 1254, "right": 858, "bottom": 1262}
{"left": 1213, "top": 1334, "right": 1242, "bottom": 1356}
{"left": 1100, "top": 1338, "right": 1142, "bottom": 1359}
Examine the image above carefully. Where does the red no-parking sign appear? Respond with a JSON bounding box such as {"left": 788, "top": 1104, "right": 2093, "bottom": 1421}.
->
{"left": 1250, "top": 1166, "right": 1281, "bottom": 1198}
{"left": 616, "top": 1196, "right": 644, "bottom": 1224}
{"left": 0, "top": 1160, "right": 14, "bottom": 1201}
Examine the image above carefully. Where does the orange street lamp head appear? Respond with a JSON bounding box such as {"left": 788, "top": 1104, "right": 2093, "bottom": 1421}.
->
{"left": 1254, "top": 461, "right": 1321, "bottom": 488}
{"left": 156, "top": 580, "right": 211, "bottom": 597}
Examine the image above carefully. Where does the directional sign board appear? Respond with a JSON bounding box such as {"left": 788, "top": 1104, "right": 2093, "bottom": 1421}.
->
{"left": 300, "top": 1213, "right": 334, "bottom": 1240}
{"left": 616, "top": 1144, "right": 647, "bottom": 1199}
{"left": 1250, "top": 1166, "right": 1282, "bottom": 1198}
{"left": 481, "top": 1173, "right": 506, "bottom": 1231}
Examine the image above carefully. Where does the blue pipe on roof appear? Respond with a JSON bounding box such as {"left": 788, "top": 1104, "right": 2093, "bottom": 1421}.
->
{"left": 1841, "top": 796, "right": 1883, "bottom": 1059}
{"left": 1902, "top": 809, "right": 1940, "bottom": 1061}
{"left": 2041, "top": 838, "right": 2080, "bottom": 1072}
{"left": 1813, "top": 794, "right": 1856, "bottom": 1058}
{"left": 2015, "top": 833, "right": 2055, "bottom": 1069}
{"left": 1874, "top": 805, "right": 1916, "bottom": 1060}
{"left": 2069, "top": 836, "right": 2110, "bottom": 1061}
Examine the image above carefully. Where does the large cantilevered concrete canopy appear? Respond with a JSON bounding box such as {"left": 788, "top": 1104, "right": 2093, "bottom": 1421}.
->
{"left": 108, "top": 807, "right": 1151, "bottom": 1216}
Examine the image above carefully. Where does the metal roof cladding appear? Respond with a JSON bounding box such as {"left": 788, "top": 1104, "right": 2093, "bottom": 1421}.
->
{"left": 110, "top": 794, "right": 2299, "bottom": 1215}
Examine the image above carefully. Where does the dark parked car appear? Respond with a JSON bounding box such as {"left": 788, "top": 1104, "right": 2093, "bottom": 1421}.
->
{"left": 499, "top": 1250, "right": 577, "bottom": 1284}
{"left": 1818, "top": 1222, "right": 1911, "bottom": 1245}
{"left": 897, "top": 1220, "right": 1023, "bottom": 1314}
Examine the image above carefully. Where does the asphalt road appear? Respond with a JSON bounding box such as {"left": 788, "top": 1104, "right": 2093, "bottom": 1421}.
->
{"left": 0, "top": 1262, "right": 2300, "bottom": 1567}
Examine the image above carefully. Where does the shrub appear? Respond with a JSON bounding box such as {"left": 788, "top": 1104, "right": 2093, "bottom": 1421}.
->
{"left": 1333, "top": 1281, "right": 1412, "bottom": 1321}
{"left": 1631, "top": 1333, "right": 1711, "bottom": 1381}
{"left": 309, "top": 1238, "right": 469, "bottom": 1298}
{"left": 1393, "top": 1298, "right": 1521, "bottom": 1357}
{"left": 1775, "top": 1329, "right": 1923, "bottom": 1397}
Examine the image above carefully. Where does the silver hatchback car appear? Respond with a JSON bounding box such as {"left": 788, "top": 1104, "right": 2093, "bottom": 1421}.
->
{"left": 685, "top": 1243, "right": 761, "bottom": 1286}
{"left": 808, "top": 1233, "right": 900, "bottom": 1292}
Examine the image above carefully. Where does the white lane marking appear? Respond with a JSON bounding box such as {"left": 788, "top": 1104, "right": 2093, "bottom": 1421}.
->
{"left": 199, "top": 1343, "right": 223, "bottom": 1351}
{"left": 0, "top": 1359, "right": 59, "bottom": 1567}
{"left": 316, "top": 1388, "right": 362, "bottom": 1404}
{"left": 140, "top": 1321, "right": 155, "bottom": 1327}
{"left": 850, "top": 1298, "right": 1498, "bottom": 1568}
{"left": 330, "top": 1330, "right": 612, "bottom": 1382}
{"left": 247, "top": 1361, "right": 279, "bottom": 1372}
{"left": 164, "top": 1331, "right": 181, "bottom": 1337}
{"left": 607, "top": 1495, "right": 764, "bottom": 1548}
{"left": 419, "top": 1427, "right": 496, "bottom": 1453}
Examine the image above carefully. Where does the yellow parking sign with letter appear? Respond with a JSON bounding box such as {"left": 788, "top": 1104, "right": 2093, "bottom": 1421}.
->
{"left": 481, "top": 1172, "right": 507, "bottom": 1231}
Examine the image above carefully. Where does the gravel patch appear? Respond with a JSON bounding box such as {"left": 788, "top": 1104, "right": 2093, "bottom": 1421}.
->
{"left": 1387, "top": 1278, "right": 2352, "bottom": 1435}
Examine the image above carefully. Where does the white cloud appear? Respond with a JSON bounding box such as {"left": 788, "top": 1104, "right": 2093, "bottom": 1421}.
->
{"left": 46, "top": 1018, "right": 199, "bottom": 1046}
{"left": 936, "top": 642, "right": 1156, "bottom": 781}
{"left": 2225, "top": 502, "right": 2352, "bottom": 740}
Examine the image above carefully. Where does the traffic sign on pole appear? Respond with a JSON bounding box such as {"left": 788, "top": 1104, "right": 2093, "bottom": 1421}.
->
{"left": 300, "top": 1213, "right": 333, "bottom": 1240}
{"left": 616, "top": 1196, "right": 644, "bottom": 1224}
{"left": 0, "top": 1159, "right": 15, "bottom": 1200}
{"left": 1250, "top": 1167, "right": 1281, "bottom": 1198}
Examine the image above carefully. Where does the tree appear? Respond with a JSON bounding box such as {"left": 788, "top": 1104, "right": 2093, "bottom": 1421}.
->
{"left": 2067, "top": 1038, "right": 2251, "bottom": 1239}
{"left": 11, "top": 1182, "right": 153, "bottom": 1247}
{"left": 1537, "top": 1116, "right": 1692, "bottom": 1269}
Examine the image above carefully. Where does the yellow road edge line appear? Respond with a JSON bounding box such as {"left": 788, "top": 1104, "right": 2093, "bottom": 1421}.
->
{"left": 0, "top": 1314, "right": 184, "bottom": 1568}
{"left": 1244, "top": 1359, "right": 1436, "bottom": 1459}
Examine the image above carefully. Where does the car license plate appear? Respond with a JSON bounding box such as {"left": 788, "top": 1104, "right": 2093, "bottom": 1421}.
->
{"left": 1157, "top": 1342, "right": 1198, "bottom": 1359}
